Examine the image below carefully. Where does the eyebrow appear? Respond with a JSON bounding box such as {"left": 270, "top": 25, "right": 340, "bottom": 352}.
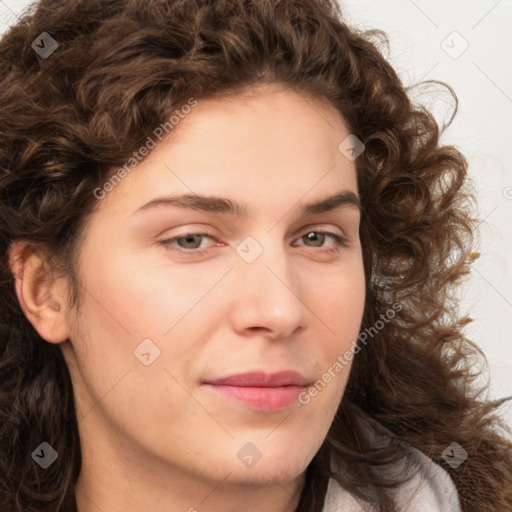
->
{"left": 131, "top": 190, "right": 361, "bottom": 217}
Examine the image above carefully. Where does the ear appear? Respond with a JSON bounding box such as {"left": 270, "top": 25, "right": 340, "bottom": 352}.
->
{"left": 8, "top": 240, "right": 71, "bottom": 344}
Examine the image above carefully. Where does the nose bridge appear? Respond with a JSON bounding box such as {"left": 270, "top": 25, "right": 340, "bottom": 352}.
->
{"left": 230, "top": 232, "right": 307, "bottom": 337}
{"left": 236, "top": 231, "right": 294, "bottom": 287}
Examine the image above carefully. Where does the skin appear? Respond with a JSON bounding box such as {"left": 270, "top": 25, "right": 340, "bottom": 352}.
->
{"left": 9, "top": 85, "right": 366, "bottom": 512}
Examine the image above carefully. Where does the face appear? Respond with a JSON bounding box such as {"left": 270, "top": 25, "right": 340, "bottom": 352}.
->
{"left": 60, "top": 86, "right": 365, "bottom": 492}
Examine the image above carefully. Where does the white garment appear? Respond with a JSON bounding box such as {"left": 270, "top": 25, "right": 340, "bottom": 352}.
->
{"left": 321, "top": 445, "right": 461, "bottom": 511}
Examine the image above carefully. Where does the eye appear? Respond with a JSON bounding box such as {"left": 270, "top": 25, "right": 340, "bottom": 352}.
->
{"left": 295, "top": 230, "right": 348, "bottom": 252}
{"left": 160, "top": 232, "right": 216, "bottom": 253}
{"left": 158, "top": 228, "right": 348, "bottom": 255}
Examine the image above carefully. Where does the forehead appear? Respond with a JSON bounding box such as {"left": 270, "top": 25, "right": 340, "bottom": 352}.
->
{"left": 94, "top": 86, "right": 358, "bottom": 219}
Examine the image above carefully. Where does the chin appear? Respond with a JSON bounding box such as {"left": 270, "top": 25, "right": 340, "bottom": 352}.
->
{"left": 215, "top": 439, "right": 318, "bottom": 488}
{"left": 225, "top": 458, "right": 308, "bottom": 488}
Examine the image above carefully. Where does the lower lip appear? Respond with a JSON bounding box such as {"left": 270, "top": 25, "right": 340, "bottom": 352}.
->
{"left": 204, "top": 384, "right": 306, "bottom": 412}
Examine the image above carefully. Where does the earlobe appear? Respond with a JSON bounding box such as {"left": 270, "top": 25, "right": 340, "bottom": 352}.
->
{"left": 8, "top": 240, "right": 70, "bottom": 344}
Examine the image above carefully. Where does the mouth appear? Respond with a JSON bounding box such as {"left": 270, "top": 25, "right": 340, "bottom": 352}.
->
{"left": 202, "top": 371, "right": 309, "bottom": 412}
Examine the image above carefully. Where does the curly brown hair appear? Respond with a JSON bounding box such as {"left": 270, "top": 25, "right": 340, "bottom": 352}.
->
{"left": 0, "top": 0, "right": 511, "bottom": 511}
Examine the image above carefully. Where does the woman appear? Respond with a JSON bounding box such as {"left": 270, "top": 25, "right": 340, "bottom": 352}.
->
{"left": 0, "top": 0, "right": 511, "bottom": 510}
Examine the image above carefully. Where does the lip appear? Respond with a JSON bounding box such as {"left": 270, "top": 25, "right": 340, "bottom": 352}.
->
{"left": 203, "top": 370, "right": 309, "bottom": 387}
{"left": 203, "top": 371, "right": 309, "bottom": 412}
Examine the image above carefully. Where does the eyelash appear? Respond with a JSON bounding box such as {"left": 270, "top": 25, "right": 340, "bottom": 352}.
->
{"left": 159, "top": 229, "right": 349, "bottom": 255}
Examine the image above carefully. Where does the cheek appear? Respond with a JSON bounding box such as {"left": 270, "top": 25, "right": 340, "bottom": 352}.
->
{"left": 66, "top": 258, "right": 207, "bottom": 439}
{"left": 307, "top": 260, "right": 365, "bottom": 405}
{"left": 79, "top": 242, "right": 219, "bottom": 338}
{"left": 314, "top": 261, "right": 366, "bottom": 348}
{"left": 69, "top": 247, "right": 232, "bottom": 400}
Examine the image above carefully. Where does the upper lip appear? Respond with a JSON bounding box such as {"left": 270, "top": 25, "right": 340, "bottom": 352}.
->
{"left": 203, "top": 371, "right": 309, "bottom": 387}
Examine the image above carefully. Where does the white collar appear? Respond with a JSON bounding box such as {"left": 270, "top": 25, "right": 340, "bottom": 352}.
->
{"left": 321, "top": 444, "right": 461, "bottom": 511}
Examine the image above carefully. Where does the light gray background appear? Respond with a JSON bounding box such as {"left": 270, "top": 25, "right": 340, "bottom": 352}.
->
{"left": 1, "top": 0, "right": 511, "bottom": 428}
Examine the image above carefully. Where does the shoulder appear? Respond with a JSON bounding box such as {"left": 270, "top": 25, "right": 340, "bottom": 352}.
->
{"left": 322, "top": 447, "right": 461, "bottom": 511}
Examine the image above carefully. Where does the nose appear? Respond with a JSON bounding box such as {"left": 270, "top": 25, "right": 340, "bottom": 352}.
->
{"left": 228, "top": 236, "right": 310, "bottom": 341}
